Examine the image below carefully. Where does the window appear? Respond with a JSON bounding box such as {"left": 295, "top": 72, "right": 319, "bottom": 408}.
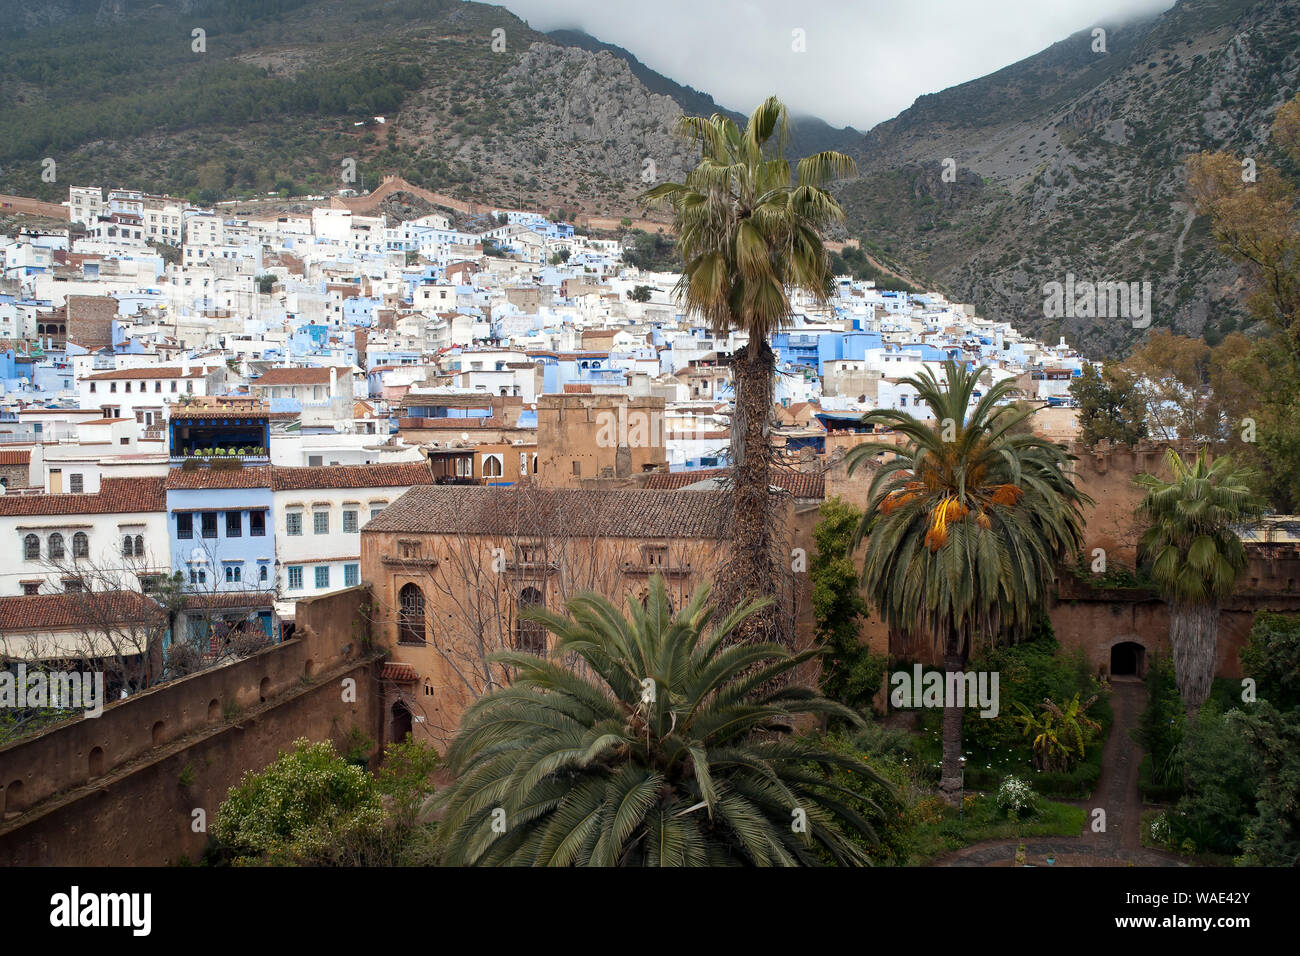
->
{"left": 287, "top": 566, "right": 303, "bottom": 590}
{"left": 120, "top": 437, "right": 130, "bottom": 446}
{"left": 370, "top": 506, "right": 384, "bottom": 521}
{"left": 170, "top": 381, "right": 177, "bottom": 393}
{"left": 344, "top": 563, "right": 359, "bottom": 587}
{"left": 73, "top": 532, "right": 89, "bottom": 558}
{"left": 484, "top": 455, "right": 503, "bottom": 477}
{"left": 259, "top": 565, "right": 268, "bottom": 582}
{"left": 313, "top": 510, "right": 329, "bottom": 535}
{"left": 63, "top": 578, "right": 84, "bottom": 593}
{"left": 201, "top": 512, "right": 218, "bottom": 539}
{"left": 249, "top": 510, "right": 266, "bottom": 536}
{"left": 226, "top": 511, "right": 242, "bottom": 537}
{"left": 226, "top": 566, "right": 241, "bottom": 583}
{"left": 286, "top": 512, "right": 302, "bottom": 536}
{"left": 572, "top": 460, "right": 581, "bottom": 476}
{"left": 343, "top": 510, "right": 358, "bottom": 534}
{"left": 314, "top": 565, "right": 330, "bottom": 589}
{"left": 189, "top": 569, "right": 207, "bottom": 585}
{"left": 155, "top": 382, "right": 162, "bottom": 392}
{"left": 69, "top": 474, "right": 83, "bottom": 493}
{"left": 516, "top": 587, "right": 546, "bottom": 655}
{"left": 49, "top": 533, "right": 65, "bottom": 559}
{"left": 398, "top": 583, "right": 426, "bottom": 644}
{"left": 122, "top": 535, "right": 134, "bottom": 557}
{"left": 177, "top": 513, "right": 193, "bottom": 539}
{"left": 22, "top": 582, "right": 40, "bottom": 595}
{"left": 134, "top": 535, "right": 143, "bottom": 556}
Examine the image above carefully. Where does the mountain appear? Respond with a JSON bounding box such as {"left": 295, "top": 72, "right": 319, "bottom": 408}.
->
{"left": 837, "top": 0, "right": 1300, "bottom": 357}
{"left": 0, "top": 0, "right": 712, "bottom": 221}
{"left": 545, "top": 28, "right": 864, "bottom": 157}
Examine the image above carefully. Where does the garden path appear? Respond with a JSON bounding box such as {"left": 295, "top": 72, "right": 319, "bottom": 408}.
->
{"left": 932, "top": 679, "right": 1187, "bottom": 867}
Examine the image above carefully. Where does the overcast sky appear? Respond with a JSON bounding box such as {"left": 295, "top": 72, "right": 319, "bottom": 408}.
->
{"left": 495, "top": 0, "right": 1176, "bottom": 129}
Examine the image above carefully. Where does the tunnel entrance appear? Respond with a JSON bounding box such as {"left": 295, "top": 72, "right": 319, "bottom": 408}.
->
{"left": 1110, "top": 641, "right": 1146, "bottom": 678}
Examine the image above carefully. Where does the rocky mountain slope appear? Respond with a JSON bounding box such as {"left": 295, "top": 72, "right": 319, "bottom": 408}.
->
{"left": 837, "top": 0, "right": 1300, "bottom": 356}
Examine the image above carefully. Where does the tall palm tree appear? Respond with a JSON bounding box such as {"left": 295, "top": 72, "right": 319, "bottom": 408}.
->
{"left": 846, "top": 361, "right": 1089, "bottom": 802}
{"left": 641, "top": 97, "right": 855, "bottom": 643}
{"left": 1135, "top": 447, "right": 1264, "bottom": 716}
{"left": 431, "top": 576, "right": 890, "bottom": 866}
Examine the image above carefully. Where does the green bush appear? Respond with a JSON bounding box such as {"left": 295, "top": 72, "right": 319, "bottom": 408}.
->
{"left": 1164, "top": 705, "right": 1261, "bottom": 856}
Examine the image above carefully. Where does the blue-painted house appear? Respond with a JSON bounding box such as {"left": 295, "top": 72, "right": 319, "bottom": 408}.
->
{"left": 164, "top": 403, "right": 278, "bottom": 650}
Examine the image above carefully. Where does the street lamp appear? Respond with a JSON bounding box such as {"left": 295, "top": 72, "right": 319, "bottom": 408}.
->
{"left": 958, "top": 755, "right": 967, "bottom": 817}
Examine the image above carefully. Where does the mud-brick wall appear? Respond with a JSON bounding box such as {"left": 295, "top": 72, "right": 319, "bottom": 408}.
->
{"left": 0, "top": 587, "right": 381, "bottom": 866}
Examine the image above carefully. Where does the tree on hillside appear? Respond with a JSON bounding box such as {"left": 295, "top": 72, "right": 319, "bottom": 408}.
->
{"left": 1187, "top": 93, "right": 1300, "bottom": 510}
{"left": 1135, "top": 447, "right": 1265, "bottom": 716}
{"left": 431, "top": 576, "right": 890, "bottom": 866}
{"left": 641, "top": 95, "right": 855, "bottom": 645}
{"left": 846, "top": 361, "right": 1089, "bottom": 802}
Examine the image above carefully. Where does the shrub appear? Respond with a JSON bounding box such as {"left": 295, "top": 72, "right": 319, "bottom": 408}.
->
{"left": 996, "top": 775, "right": 1038, "bottom": 818}
{"left": 1166, "top": 705, "right": 1260, "bottom": 855}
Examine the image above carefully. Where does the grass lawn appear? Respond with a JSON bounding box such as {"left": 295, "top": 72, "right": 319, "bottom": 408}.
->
{"left": 907, "top": 792, "right": 1087, "bottom": 865}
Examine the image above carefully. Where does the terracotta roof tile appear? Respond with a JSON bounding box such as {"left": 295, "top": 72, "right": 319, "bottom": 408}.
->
{"left": 643, "top": 468, "right": 825, "bottom": 499}
{"left": 0, "top": 590, "right": 164, "bottom": 633}
{"left": 82, "top": 366, "right": 208, "bottom": 381}
{"left": 164, "top": 463, "right": 434, "bottom": 491}
{"left": 0, "top": 449, "right": 32, "bottom": 465}
{"left": 365, "top": 486, "right": 732, "bottom": 538}
{"left": 252, "top": 367, "right": 337, "bottom": 386}
{"left": 271, "top": 463, "right": 433, "bottom": 491}
{"left": 0, "top": 477, "right": 165, "bottom": 516}
{"left": 381, "top": 662, "right": 419, "bottom": 682}
{"left": 165, "top": 468, "right": 272, "bottom": 490}
{"left": 181, "top": 591, "right": 277, "bottom": 610}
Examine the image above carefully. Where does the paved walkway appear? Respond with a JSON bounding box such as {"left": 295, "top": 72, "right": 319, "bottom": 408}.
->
{"left": 933, "top": 678, "right": 1187, "bottom": 867}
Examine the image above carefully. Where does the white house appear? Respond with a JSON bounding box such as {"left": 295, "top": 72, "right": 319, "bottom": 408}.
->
{"left": 269, "top": 462, "right": 433, "bottom": 618}
{"left": 0, "top": 476, "right": 169, "bottom": 596}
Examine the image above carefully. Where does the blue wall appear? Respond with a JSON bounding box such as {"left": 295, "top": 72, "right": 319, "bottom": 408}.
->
{"left": 167, "top": 483, "right": 274, "bottom": 593}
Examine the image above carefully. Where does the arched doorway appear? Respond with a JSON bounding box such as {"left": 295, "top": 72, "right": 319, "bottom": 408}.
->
{"left": 391, "top": 700, "right": 413, "bottom": 744}
{"left": 1110, "top": 641, "right": 1146, "bottom": 678}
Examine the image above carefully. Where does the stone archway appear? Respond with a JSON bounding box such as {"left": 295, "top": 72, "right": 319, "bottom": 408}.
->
{"left": 1109, "top": 639, "right": 1147, "bottom": 679}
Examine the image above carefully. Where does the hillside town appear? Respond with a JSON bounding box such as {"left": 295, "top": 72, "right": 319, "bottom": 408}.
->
{"left": 0, "top": 181, "right": 1085, "bottom": 655}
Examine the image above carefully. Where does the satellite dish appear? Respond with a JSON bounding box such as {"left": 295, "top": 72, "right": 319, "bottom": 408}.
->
{"left": 461, "top": 433, "right": 469, "bottom": 442}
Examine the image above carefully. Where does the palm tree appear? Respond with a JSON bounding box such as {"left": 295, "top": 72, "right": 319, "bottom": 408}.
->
{"left": 1135, "top": 447, "right": 1264, "bottom": 716}
{"left": 641, "top": 97, "right": 855, "bottom": 643}
{"left": 431, "top": 576, "right": 890, "bottom": 866}
{"left": 845, "top": 361, "right": 1089, "bottom": 802}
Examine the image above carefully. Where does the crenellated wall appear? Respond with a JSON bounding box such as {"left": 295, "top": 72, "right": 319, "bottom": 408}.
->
{"left": 0, "top": 587, "right": 382, "bottom": 866}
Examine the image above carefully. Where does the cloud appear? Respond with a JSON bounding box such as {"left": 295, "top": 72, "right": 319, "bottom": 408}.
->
{"left": 494, "top": 0, "right": 1176, "bottom": 129}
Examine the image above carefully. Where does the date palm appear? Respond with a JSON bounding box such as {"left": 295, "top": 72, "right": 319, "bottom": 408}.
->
{"left": 641, "top": 96, "right": 855, "bottom": 643}
{"left": 846, "top": 360, "right": 1089, "bottom": 802}
{"left": 431, "top": 576, "right": 889, "bottom": 866}
{"left": 1135, "top": 447, "right": 1264, "bottom": 716}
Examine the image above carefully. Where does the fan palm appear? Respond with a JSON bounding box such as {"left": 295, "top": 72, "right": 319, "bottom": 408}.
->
{"left": 1135, "top": 447, "right": 1265, "bottom": 716}
{"left": 845, "top": 360, "right": 1089, "bottom": 802}
{"left": 641, "top": 96, "right": 855, "bottom": 642}
{"left": 431, "top": 575, "right": 889, "bottom": 866}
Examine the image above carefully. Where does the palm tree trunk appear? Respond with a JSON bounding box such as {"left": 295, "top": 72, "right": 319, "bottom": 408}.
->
{"left": 726, "top": 340, "right": 780, "bottom": 644}
{"left": 1170, "top": 600, "right": 1219, "bottom": 717}
{"left": 939, "top": 632, "right": 966, "bottom": 805}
